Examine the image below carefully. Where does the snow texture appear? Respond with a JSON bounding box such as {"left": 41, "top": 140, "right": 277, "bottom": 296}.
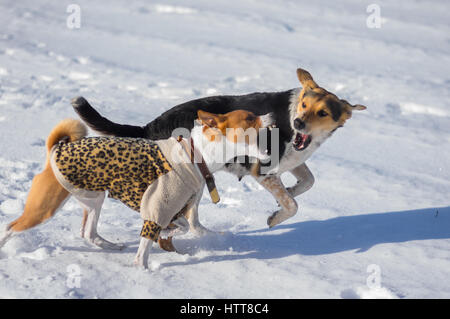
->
{"left": 0, "top": 0, "right": 449, "bottom": 298}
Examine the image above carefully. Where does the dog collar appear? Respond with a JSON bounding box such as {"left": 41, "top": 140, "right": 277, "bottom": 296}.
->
{"left": 177, "top": 136, "right": 220, "bottom": 204}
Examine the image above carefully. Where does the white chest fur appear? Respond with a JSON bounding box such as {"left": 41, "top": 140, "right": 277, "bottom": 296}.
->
{"left": 275, "top": 143, "right": 315, "bottom": 174}
{"left": 265, "top": 135, "right": 322, "bottom": 176}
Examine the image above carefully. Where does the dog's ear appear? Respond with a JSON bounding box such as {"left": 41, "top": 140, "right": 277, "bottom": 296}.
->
{"left": 297, "top": 68, "right": 318, "bottom": 90}
{"left": 341, "top": 100, "right": 367, "bottom": 115}
{"left": 197, "top": 110, "right": 219, "bottom": 127}
{"left": 352, "top": 104, "right": 367, "bottom": 111}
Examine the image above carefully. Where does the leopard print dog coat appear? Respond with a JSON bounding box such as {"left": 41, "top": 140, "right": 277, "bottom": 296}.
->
{"left": 52, "top": 137, "right": 203, "bottom": 241}
{"left": 54, "top": 137, "right": 172, "bottom": 211}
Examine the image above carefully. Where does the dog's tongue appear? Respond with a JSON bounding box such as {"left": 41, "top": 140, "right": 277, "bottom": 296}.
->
{"left": 300, "top": 133, "right": 309, "bottom": 144}
{"left": 294, "top": 133, "right": 310, "bottom": 149}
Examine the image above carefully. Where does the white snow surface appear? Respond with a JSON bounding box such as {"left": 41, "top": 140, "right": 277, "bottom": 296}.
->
{"left": 0, "top": 0, "right": 449, "bottom": 299}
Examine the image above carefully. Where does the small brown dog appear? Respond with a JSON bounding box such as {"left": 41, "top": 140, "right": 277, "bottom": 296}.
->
{"left": 0, "top": 109, "right": 274, "bottom": 268}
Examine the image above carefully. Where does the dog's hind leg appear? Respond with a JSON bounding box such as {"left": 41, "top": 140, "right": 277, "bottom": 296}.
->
{"left": 75, "top": 192, "right": 124, "bottom": 250}
{"left": 0, "top": 167, "right": 70, "bottom": 248}
{"left": 80, "top": 208, "right": 88, "bottom": 238}
{"left": 256, "top": 175, "right": 298, "bottom": 228}
{"left": 287, "top": 163, "right": 315, "bottom": 198}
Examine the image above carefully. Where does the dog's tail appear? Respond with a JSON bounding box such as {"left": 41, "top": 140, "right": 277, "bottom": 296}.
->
{"left": 1, "top": 119, "right": 86, "bottom": 239}
{"left": 71, "top": 96, "right": 146, "bottom": 138}
{"left": 45, "top": 118, "right": 87, "bottom": 167}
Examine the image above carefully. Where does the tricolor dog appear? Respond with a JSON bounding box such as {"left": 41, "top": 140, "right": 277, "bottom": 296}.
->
{"left": 0, "top": 109, "right": 274, "bottom": 268}
{"left": 72, "top": 68, "right": 367, "bottom": 238}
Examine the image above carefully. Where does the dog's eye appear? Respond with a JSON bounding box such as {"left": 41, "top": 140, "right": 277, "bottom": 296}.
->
{"left": 302, "top": 102, "right": 307, "bottom": 109}
{"left": 317, "top": 110, "right": 328, "bottom": 117}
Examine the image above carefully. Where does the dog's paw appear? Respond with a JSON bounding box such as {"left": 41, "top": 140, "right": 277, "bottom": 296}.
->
{"left": 133, "top": 258, "right": 162, "bottom": 271}
{"left": 158, "top": 237, "right": 176, "bottom": 252}
{"left": 286, "top": 186, "right": 295, "bottom": 197}
{"left": 267, "top": 213, "right": 278, "bottom": 228}
{"left": 190, "top": 225, "right": 215, "bottom": 236}
{"left": 133, "top": 258, "right": 149, "bottom": 270}
{"left": 91, "top": 236, "right": 125, "bottom": 250}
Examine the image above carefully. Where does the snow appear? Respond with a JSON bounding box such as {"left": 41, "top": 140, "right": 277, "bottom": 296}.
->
{"left": 0, "top": 0, "right": 449, "bottom": 299}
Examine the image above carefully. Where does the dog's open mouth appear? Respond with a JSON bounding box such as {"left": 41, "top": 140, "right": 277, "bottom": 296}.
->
{"left": 293, "top": 132, "right": 312, "bottom": 151}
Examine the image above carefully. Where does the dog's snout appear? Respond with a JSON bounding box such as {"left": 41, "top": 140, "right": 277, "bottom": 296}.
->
{"left": 294, "top": 118, "right": 305, "bottom": 130}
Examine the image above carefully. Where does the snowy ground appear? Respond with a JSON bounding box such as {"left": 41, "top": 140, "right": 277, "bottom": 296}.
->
{"left": 0, "top": 0, "right": 449, "bottom": 299}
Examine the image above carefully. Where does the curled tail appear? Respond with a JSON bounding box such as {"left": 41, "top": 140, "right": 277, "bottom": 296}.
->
{"left": 71, "top": 96, "right": 146, "bottom": 138}
{"left": 1, "top": 119, "right": 86, "bottom": 238}
{"left": 45, "top": 118, "right": 87, "bottom": 166}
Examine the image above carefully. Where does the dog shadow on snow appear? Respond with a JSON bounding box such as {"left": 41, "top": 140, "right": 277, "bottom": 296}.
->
{"left": 164, "top": 206, "right": 450, "bottom": 267}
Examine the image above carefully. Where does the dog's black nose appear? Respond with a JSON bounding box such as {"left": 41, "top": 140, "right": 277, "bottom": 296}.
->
{"left": 294, "top": 118, "right": 305, "bottom": 130}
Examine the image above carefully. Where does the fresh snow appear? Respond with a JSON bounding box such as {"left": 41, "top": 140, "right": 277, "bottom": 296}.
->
{"left": 0, "top": 0, "right": 449, "bottom": 299}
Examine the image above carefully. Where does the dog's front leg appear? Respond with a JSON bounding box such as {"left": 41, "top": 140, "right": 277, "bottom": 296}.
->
{"left": 287, "top": 163, "right": 315, "bottom": 198}
{"left": 256, "top": 175, "right": 298, "bottom": 228}
{"left": 159, "top": 193, "right": 203, "bottom": 253}
{"left": 185, "top": 186, "right": 214, "bottom": 235}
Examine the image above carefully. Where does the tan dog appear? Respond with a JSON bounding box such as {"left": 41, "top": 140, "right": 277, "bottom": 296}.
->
{"left": 259, "top": 68, "right": 367, "bottom": 227}
{"left": 0, "top": 109, "right": 274, "bottom": 268}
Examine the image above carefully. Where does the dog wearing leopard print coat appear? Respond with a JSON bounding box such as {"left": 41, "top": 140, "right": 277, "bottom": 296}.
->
{"left": 0, "top": 109, "right": 273, "bottom": 268}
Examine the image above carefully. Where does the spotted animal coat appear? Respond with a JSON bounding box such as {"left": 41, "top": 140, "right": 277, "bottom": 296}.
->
{"left": 51, "top": 137, "right": 204, "bottom": 241}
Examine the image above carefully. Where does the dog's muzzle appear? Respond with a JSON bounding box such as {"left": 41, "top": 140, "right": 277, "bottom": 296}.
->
{"left": 294, "top": 118, "right": 305, "bottom": 131}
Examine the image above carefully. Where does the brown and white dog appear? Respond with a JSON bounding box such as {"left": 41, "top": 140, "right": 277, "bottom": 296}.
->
{"left": 71, "top": 68, "right": 367, "bottom": 236}
{"left": 0, "top": 109, "right": 274, "bottom": 268}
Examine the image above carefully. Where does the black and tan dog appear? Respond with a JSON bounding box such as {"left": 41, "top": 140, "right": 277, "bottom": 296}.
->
{"left": 72, "top": 68, "right": 366, "bottom": 234}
